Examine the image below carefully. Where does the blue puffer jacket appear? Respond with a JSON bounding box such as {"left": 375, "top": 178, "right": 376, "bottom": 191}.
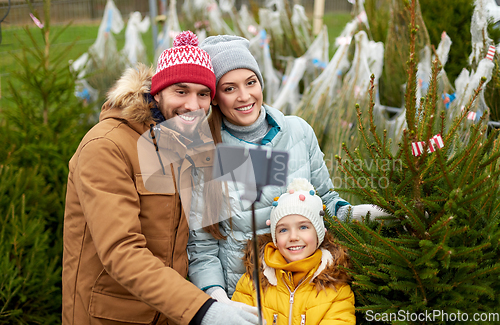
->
{"left": 187, "top": 105, "right": 349, "bottom": 297}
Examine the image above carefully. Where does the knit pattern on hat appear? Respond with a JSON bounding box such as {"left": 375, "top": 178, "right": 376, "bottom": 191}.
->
{"left": 151, "top": 31, "right": 216, "bottom": 98}
{"left": 200, "top": 35, "right": 264, "bottom": 89}
{"left": 270, "top": 178, "right": 325, "bottom": 247}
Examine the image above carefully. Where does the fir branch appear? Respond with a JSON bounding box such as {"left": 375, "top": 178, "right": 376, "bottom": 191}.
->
{"left": 423, "top": 149, "right": 452, "bottom": 188}
{"left": 455, "top": 263, "right": 500, "bottom": 287}
{"left": 378, "top": 263, "right": 416, "bottom": 279}
{"left": 401, "top": 129, "right": 419, "bottom": 176}
{"left": 368, "top": 75, "right": 383, "bottom": 151}
{"left": 326, "top": 217, "right": 376, "bottom": 261}
{"left": 363, "top": 265, "right": 391, "bottom": 281}
{"left": 394, "top": 197, "right": 426, "bottom": 234}
{"left": 389, "top": 281, "right": 421, "bottom": 293}
{"left": 453, "top": 242, "right": 491, "bottom": 259}
{"left": 355, "top": 221, "right": 428, "bottom": 301}
{"left": 394, "top": 171, "right": 418, "bottom": 197}
{"left": 404, "top": 0, "right": 419, "bottom": 134}
{"left": 439, "top": 111, "right": 445, "bottom": 139}
{"left": 351, "top": 280, "right": 379, "bottom": 292}
{"left": 419, "top": 197, "right": 445, "bottom": 211}
{"left": 355, "top": 303, "right": 404, "bottom": 312}
{"left": 420, "top": 59, "right": 441, "bottom": 142}
{"left": 383, "top": 236, "right": 420, "bottom": 246}
{"left": 455, "top": 127, "right": 484, "bottom": 187}
{"left": 483, "top": 184, "right": 500, "bottom": 212}
{"left": 478, "top": 148, "right": 500, "bottom": 171}
{"left": 338, "top": 146, "right": 370, "bottom": 178}
{"left": 458, "top": 182, "right": 499, "bottom": 207}
{"left": 462, "top": 172, "right": 499, "bottom": 197}
{"left": 366, "top": 190, "right": 395, "bottom": 214}
{"left": 336, "top": 156, "right": 374, "bottom": 198}
{"left": 444, "top": 78, "right": 486, "bottom": 146}
{"left": 427, "top": 216, "right": 454, "bottom": 239}
{"left": 446, "top": 132, "right": 482, "bottom": 176}
{"left": 414, "top": 244, "right": 441, "bottom": 266}
{"left": 355, "top": 105, "right": 378, "bottom": 162}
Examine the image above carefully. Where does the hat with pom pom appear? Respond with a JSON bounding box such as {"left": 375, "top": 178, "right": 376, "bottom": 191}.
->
{"left": 151, "top": 31, "right": 216, "bottom": 98}
{"left": 270, "top": 178, "right": 326, "bottom": 248}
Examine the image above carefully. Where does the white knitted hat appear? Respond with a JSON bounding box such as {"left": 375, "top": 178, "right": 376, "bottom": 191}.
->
{"left": 270, "top": 178, "right": 326, "bottom": 248}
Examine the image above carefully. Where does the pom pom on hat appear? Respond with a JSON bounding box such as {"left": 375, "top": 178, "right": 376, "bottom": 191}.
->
{"left": 173, "top": 31, "right": 199, "bottom": 47}
{"left": 287, "top": 178, "right": 314, "bottom": 192}
{"left": 270, "top": 178, "right": 326, "bottom": 248}
{"left": 151, "top": 31, "right": 216, "bottom": 98}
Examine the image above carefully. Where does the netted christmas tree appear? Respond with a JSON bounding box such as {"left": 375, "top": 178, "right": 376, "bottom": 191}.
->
{"left": 327, "top": 0, "right": 500, "bottom": 323}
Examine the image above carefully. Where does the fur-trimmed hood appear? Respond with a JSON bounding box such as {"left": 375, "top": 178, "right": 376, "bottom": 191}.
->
{"left": 242, "top": 232, "right": 351, "bottom": 293}
{"left": 100, "top": 63, "right": 156, "bottom": 125}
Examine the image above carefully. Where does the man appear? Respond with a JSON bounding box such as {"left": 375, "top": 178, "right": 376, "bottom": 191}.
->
{"left": 62, "top": 31, "right": 259, "bottom": 325}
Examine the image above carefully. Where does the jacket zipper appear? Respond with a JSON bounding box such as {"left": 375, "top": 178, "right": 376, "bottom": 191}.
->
{"left": 300, "top": 314, "right": 306, "bottom": 325}
{"left": 273, "top": 314, "right": 278, "bottom": 325}
{"left": 288, "top": 290, "right": 295, "bottom": 325}
{"left": 149, "top": 124, "right": 165, "bottom": 175}
{"left": 284, "top": 279, "right": 301, "bottom": 325}
{"left": 283, "top": 272, "right": 311, "bottom": 325}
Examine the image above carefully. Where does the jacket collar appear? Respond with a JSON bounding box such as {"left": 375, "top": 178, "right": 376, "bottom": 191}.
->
{"left": 262, "top": 247, "right": 333, "bottom": 286}
{"left": 99, "top": 63, "right": 156, "bottom": 136}
{"left": 221, "top": 104, "right": 286, "bottom": 146}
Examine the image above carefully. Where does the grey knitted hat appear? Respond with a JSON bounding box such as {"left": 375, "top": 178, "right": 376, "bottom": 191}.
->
{"left": 270, "top": 178, "right": 326, "bottom": 248}
{"left": 200, "top": 35, "right": 264, "bottom": 90}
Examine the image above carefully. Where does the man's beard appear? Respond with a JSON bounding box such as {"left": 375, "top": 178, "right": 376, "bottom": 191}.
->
{"left": 157, "top": 97, "right": 206, "bottom": 140}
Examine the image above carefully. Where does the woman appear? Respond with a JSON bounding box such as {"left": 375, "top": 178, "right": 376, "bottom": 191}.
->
{"left": 187, "top": 35, "right": 386, "bottom": 306}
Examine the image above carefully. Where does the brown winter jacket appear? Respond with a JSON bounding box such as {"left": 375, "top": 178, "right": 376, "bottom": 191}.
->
{"left": 62, "top": 64, "right": 212, "bottom": 325}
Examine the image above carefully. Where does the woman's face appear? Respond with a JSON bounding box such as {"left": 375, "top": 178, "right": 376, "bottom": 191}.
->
{"left": 213, "top": 68, "right": 263, "bottom": 126}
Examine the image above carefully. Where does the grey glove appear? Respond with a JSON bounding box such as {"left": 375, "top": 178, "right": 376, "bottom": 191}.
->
{"left": 338, "top": 204, "right": 391, "bottom": 222}
{"left": 201, "top": 301, "right": 260, "bottom": 325}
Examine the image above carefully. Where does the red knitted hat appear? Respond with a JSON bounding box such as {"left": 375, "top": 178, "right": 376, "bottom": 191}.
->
{"left": 151, "top": 31, "right": 216, "bottom": 99}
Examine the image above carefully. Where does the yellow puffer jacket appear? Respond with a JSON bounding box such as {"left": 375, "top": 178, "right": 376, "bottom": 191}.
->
{"left": 232, "top": 233, "right": 355, "bottom": 325}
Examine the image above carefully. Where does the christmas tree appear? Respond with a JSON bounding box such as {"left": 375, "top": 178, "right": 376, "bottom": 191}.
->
{"left": 327, "top": 0, "right": 500, "bottom": 323}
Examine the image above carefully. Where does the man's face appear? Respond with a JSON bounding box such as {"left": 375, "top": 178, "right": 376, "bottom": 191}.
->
{"left": 154, "top": 83, "right": 212, "bottom": 136}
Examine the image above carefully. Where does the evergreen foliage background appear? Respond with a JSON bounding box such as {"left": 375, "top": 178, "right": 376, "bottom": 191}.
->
{"left": 419, "top": 0, "right": 474, "bottom": 83}
{"left": 328, "top": 1, "right": 500, "bottom": 323}
{"left": 0, "top": 2, "right": 94, "bottom": 323}
{"left": 0, "top": 166, "right": 61, "bottom": 324}
{"left": 365, "top": 0, "right": 475, "bottom": 108}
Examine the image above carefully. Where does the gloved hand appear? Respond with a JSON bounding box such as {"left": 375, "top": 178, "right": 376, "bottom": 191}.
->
{"left": 351, "top": 204, "right": 392, "bottom": 221}
{"left": 207, "top": 287, "right": 258, "bottom": 316}
{"left": 201, "top": 301, "right": 260, "bottom": 325}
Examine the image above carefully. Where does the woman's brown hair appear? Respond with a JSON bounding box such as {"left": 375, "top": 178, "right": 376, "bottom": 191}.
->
{"left": 208, "top": 104, "right": 224, "bottom": 145}
{"left": 202, "top": 104, "right": 230, "bottom": 239}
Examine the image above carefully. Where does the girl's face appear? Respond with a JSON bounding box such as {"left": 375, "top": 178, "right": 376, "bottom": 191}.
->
{"left": 275, "top": 214, "right": 318, "bottom": 263}
{"left": 213, "top": 68, "right": 263, "bottom": 127}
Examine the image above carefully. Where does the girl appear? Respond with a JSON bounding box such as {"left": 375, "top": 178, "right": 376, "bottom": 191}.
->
{"left": 232, "top": 178, "right": 356, "bottom": 324}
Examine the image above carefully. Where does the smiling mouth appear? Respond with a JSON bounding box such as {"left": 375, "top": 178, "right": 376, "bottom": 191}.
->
{"left": 236, "top": 103, "right": 253, "bottom": 111}
{"left": 287, "top": 246, "right": 305, "bottom": 251}
{"left": 178, "top": 114, "right": 196, "bottom": 122}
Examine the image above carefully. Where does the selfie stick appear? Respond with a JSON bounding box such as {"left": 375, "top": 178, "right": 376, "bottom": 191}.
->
{"left": 251, "top": 192, "right": 264, "bottom": 325}
{"left": 213, "top": 144, "right": 289, "bottom": 325}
